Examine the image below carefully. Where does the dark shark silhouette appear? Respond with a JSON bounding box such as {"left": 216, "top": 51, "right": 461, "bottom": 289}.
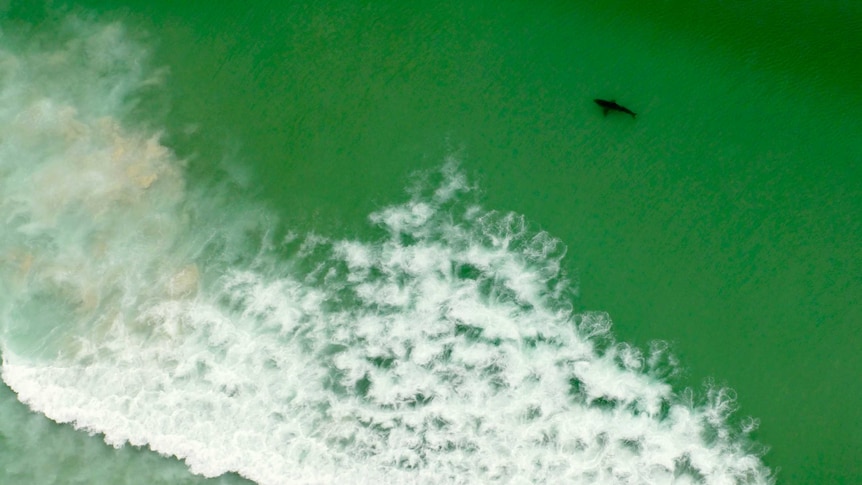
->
{"left": 594, "top": 99, "right": 636, "bottom": 118}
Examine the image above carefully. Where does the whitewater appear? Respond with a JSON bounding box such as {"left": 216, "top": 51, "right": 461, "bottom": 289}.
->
{"left": 0, "top": 16, "right": 772, "bottom": 485}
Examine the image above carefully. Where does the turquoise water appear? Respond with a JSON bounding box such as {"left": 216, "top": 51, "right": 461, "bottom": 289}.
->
{"left": 1, "top": 1, "right": 860, "bottom": 484}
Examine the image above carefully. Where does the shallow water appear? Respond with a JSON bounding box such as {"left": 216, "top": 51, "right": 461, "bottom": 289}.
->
{"left": 1, "top": 1, "right": 860, "bottom": 484}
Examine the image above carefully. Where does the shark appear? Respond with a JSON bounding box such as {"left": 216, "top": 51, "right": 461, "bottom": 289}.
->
{"left": 594, "top": 99, "right": 636, "bottom": 118}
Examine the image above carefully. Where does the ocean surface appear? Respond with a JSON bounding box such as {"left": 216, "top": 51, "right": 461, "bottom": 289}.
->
{"left": 1, "top": 1, "right": 860, "bottom": 484}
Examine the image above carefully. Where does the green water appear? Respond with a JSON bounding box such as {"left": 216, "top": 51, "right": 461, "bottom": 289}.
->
{"left": 1, "top": 1, "right": 860, "bottom": 483}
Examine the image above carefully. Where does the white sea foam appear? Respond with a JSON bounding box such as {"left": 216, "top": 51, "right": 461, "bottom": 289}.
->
{"left": 0, "top": 16, "right": 772, "bottom": 485}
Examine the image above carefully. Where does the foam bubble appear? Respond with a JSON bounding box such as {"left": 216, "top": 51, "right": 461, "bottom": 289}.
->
{"left": 0, "top": 15, "right": 772, "bottom": 485}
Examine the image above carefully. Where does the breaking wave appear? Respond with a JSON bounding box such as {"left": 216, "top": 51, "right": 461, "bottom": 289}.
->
{"left": 0, "top": 16, "right": 771, "bottom": 485}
